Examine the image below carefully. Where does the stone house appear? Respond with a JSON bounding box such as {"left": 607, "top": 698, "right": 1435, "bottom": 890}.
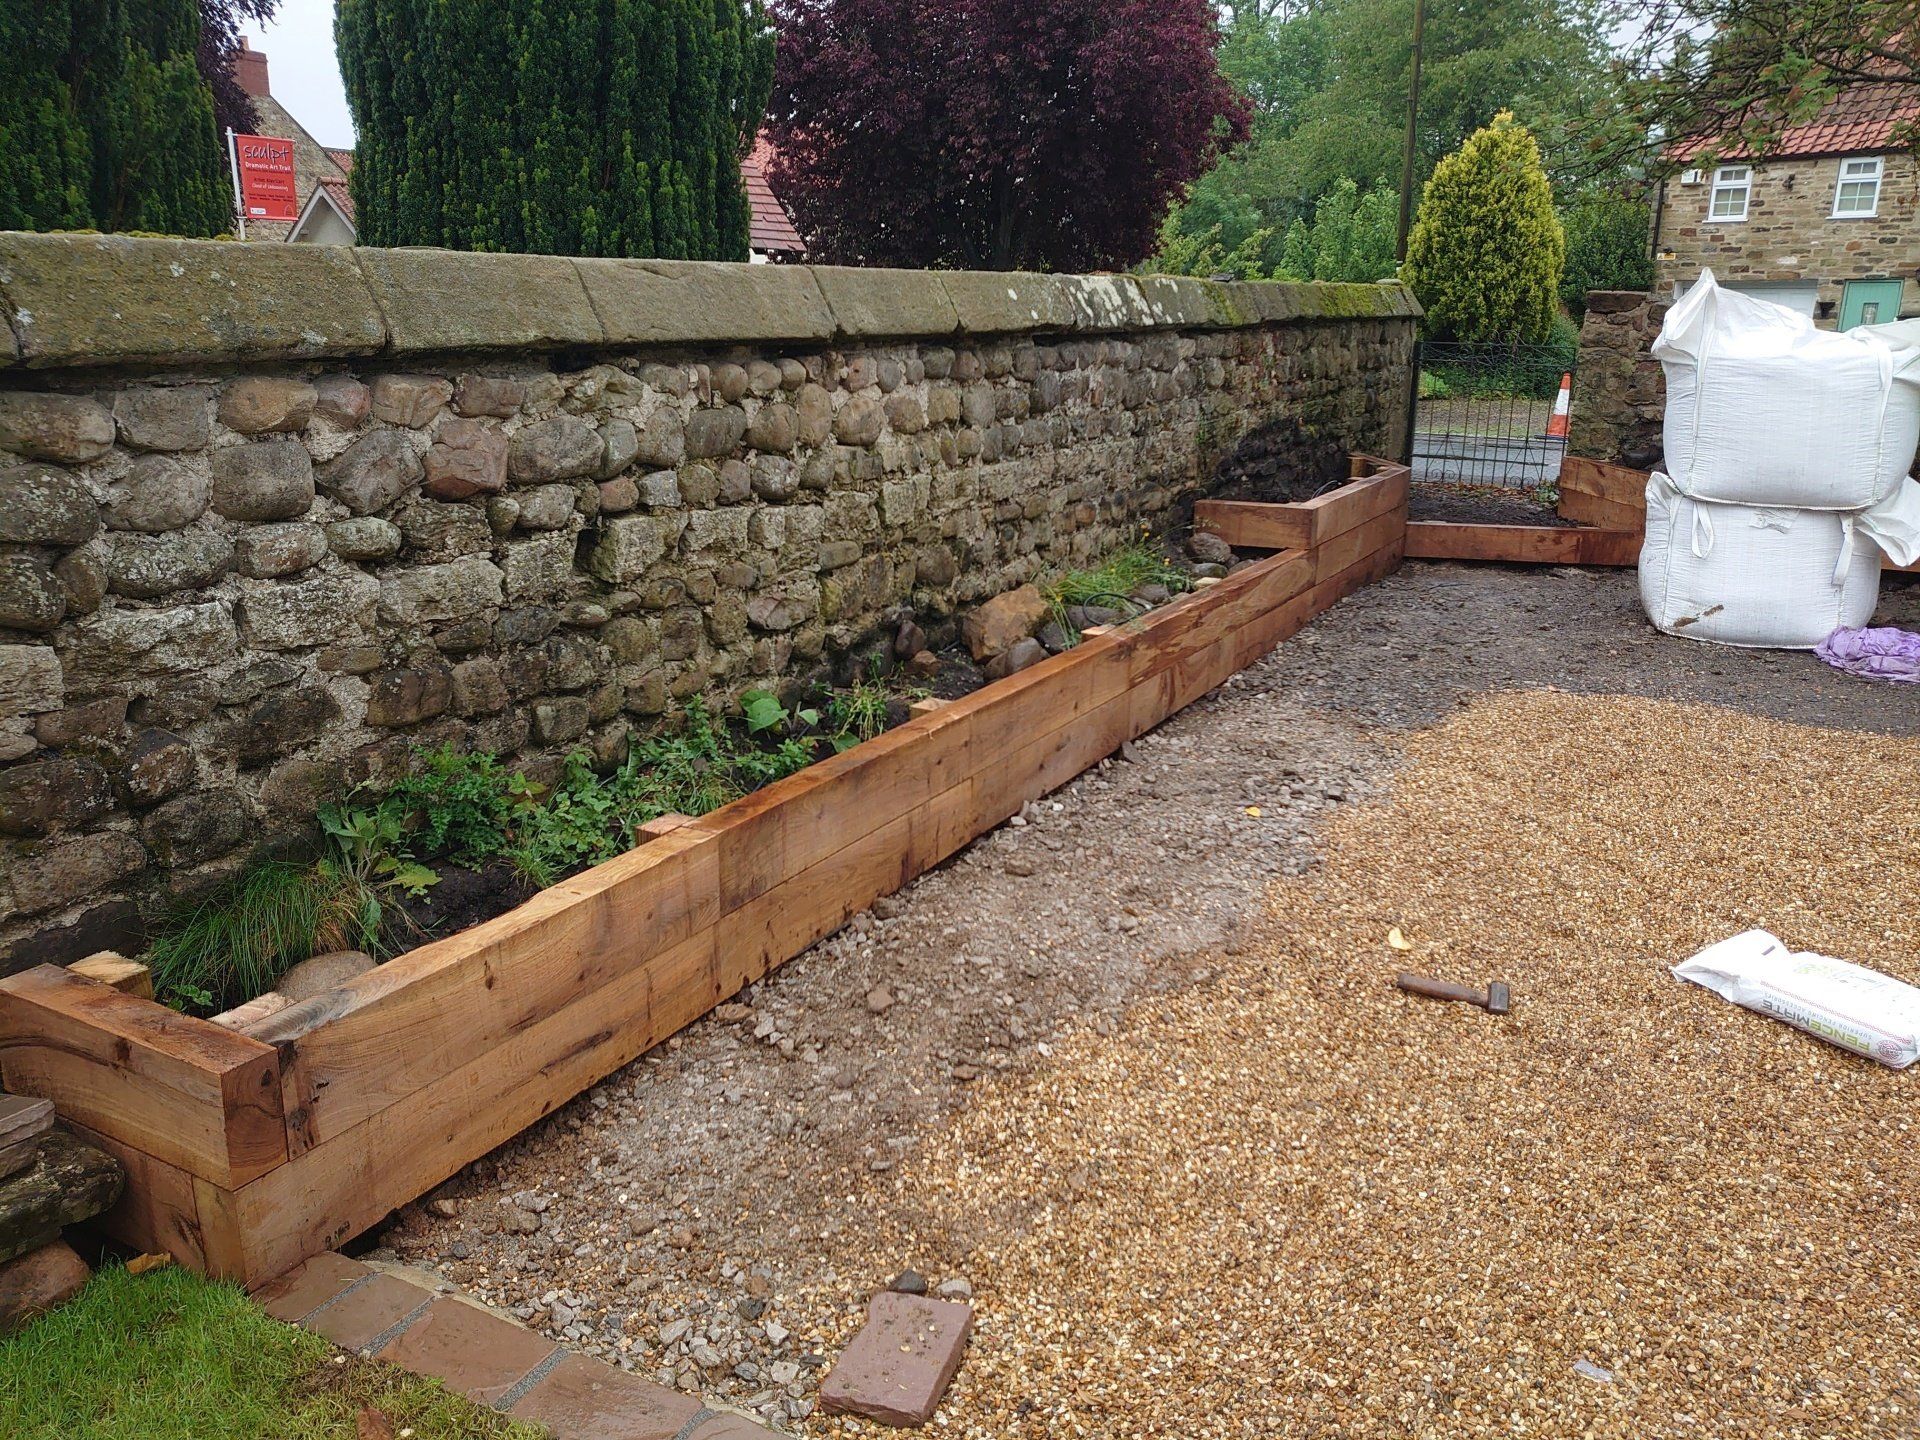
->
{"left": 228, "top": 38, "right": 355, "bottom": 245}
{"left": 230, "top": 40, "right": 805, "bottom": 259}
{"left": 1653, "top": 81, "right": 1920, "bottom": 328}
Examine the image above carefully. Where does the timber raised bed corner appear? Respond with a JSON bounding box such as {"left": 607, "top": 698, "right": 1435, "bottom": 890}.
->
{"left": 0, "top": 457, "right": 1408, "bottom": 1288}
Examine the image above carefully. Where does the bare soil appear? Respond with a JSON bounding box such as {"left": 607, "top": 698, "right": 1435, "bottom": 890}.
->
{"left": 1409, "top": 482, "right": 1575, "bottom": 527}
{"left": 1206, "top": 418, "right": 1353, "bottom": 504}
{"left": 373, "top": 564, "right": 1920, "bottom": 1434}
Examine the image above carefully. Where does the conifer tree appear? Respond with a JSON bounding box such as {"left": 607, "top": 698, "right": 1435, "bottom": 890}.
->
{"left": 0, "top": 0, "right": 229, "bottom": 236}
{"left": 1403, "top": 112, "right": 1565, "bottom": 343}
{"left": 337, "top": 0, "right": 773, "bottom": 259}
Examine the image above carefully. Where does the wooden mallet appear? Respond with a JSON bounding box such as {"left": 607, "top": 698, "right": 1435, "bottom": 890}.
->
{"left": 1395, "top": 972, "right": 1511, "bottom": 1015}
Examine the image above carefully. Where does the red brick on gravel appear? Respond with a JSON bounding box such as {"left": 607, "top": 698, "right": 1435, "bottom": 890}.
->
{"left": 819, "top": 1292, "right": 974, "bottom": 1427}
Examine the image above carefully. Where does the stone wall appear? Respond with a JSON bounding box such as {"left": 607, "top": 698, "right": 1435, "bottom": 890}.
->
{"left": 1567, "top": 291, "right": 1667, "bottom": 472}
{"left": 0, "top": 235, "right": 1417, "bottom": 971}
{"left": 1655, "top": 152, "right": 1920, "bottom": 322}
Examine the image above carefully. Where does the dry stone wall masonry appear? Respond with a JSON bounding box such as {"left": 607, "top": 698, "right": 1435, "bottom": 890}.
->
{"left": 0, "top": 235, "right": 1417, "bottom": 971}
{"left": 1567, "top": 290, "right": 1668, "bottom": 472}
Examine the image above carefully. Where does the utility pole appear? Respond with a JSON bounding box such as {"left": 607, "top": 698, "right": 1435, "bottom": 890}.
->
{"left": 1394, "top": 0, "right": 1427, "bottom": 262}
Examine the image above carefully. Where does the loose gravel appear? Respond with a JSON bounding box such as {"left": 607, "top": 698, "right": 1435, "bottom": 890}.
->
{"left": 373, "top": 563, "right": 1920, "bottom": 1436}
{"left": 797, "top": 688, "right": 1920, "bottom": 1438}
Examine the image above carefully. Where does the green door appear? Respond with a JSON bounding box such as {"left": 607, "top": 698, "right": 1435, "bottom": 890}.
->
{"left": 1840, "top": 278, "right": 1905, "bottom": 330}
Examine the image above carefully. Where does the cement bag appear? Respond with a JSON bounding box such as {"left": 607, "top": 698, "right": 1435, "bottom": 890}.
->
{"left": 1673, "top": 928, "right": 1920, "bottom": 1068}
{"left": 1639, "top": 472, "right": 1880, "bottom": 648}
{"left": 1654, "top": 268, "right": 1920, "bottom": 509}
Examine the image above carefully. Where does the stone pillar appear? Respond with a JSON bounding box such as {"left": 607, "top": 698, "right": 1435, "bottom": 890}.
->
{"left": 1567, "top": 291, "right": 1669, "bottom": 472}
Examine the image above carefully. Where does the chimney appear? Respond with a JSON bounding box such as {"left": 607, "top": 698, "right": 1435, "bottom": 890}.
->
{"left": 233, "top": 37, "right": 270, "bottom": 99}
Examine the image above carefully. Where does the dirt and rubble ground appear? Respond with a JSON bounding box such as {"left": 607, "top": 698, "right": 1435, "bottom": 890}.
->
{"left": 376, "top": 563, "right": 1920, "bottom": 1437}
{"left": 1408, "top": 480, "right": 1573, "bottom": 527}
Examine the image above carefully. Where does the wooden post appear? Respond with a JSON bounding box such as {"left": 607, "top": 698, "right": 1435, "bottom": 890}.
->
{"left": 69, "top": 953, "right": 154, "bottom": 1000}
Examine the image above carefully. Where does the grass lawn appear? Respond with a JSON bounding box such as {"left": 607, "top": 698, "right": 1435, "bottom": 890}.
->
{"left": 0, "top": 1263, "right": 546, "bottom": 1440}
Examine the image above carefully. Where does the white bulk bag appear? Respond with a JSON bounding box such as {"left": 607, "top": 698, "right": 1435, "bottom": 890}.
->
{"left": 1858, "top": 476, "right": 1920, "bottom": 567}
{"left": 1639, "top": 472, "right": 1880, "bottom": 648}
{"left": 1673, "top": 928, "right": 1920, "bottom": 1069}
{"left": 1654, "top": 269, "right": 1920, "bottom": 509}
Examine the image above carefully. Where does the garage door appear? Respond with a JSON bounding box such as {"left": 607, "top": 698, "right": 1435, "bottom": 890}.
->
{"left": 1674, "top": 277, "right": 1819, "bottom": 317}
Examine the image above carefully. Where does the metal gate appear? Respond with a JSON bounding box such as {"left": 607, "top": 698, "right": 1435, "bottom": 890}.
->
{"left": 1410, "top": 340, "right": 1573, "bottom": 489}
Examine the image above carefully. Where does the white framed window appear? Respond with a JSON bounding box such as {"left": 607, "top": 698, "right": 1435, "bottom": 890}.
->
{"left": 1708, "top": 165, "right": 1751, "bottom": 221}
{"left": 1832, "top": 156, "right": 1883, "bottom": 217}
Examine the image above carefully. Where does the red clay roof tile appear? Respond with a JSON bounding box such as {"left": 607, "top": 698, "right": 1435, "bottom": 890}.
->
{"left": 743, "top": 137, "right": 805, "bottom": 256}
{"left": 1675, "top": 81, "right": 1920, "bottom": 161}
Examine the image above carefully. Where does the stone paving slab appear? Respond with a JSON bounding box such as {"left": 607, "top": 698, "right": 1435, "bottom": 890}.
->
{"left": 376, "top": 1295, "right": 560, "bottom": 1408}
{"left": 504, "top": 1352, "right": 703, "bottom": 1439}
{"left": 252, "top": 1254, "right": 779, "bottom": 1438}
{"left": 818, "top": 1291, "right": 974, "bottom": 1427}
{"left": 303, "top": 1272, "right": 436, "bottom": 1352}
{"left": 253, "top": 1250, "right": 370, "bottom": 1323}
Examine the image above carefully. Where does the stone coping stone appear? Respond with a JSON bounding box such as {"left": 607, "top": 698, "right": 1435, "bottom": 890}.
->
{"left": 812, "top": 264, "right": 961, "bottom": 338}
{"left": 576, "top": 258, "right": 835, "bottom": 347}
{"left": 0, "top": 233, "right": 1420, "bottom": 371}
{"left": 0, "top": 233, "right": 386, "bottom": 368}
{"left": 938, "top": 271, "right": 1076, "bottom": 334}
{"left": 355, "top": 248, "right": 603, "bottom": 353}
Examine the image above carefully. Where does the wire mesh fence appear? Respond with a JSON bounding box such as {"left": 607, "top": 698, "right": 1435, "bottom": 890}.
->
{"left": 1412, "top": 340, "right": 1575, "bottom": 489}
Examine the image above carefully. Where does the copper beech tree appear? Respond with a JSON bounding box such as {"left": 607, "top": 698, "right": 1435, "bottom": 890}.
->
{"left": 763, "top": 0, "right": 1249, "bottom": 271}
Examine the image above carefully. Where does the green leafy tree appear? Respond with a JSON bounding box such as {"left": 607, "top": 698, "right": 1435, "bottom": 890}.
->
{"left": 1404, "top": 112, "right": 1564, "bottom": 342}
{"left": 1164, "top": 0, "right": 1615, "bottom": 260}
{"left": 1598, "top": 0, "right": 1918, "bottom": 172}
{"left": 1152, "top": 215, "right": 1282, "bottom": 279}
{"left": 1558, "top": 191, "right": 1653, "bottom": 315}
{"left": 337, "top": 0, "right": 774, "bottom": 258}
{"left": 0, "top": 0, "right": 229, "bottom": 236}
{"left": 1277, "top": 178, "right": 1398, "bottom": 281}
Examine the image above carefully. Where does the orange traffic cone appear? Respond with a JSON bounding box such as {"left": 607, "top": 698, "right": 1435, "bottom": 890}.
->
{"left": 1545, "top": 372, "right": 1571, "bottom": 439}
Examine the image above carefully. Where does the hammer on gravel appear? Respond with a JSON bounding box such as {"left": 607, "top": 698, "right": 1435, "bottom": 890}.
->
{"left": 1394, "top": 973, "right": 1511, "bottom": 1015}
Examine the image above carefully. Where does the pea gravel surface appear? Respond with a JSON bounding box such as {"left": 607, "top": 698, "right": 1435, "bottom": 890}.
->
{"left": 382, "top": 564, "right": 1920, "bottom": 1436}
{"left": 797, "top": 687, "right": 1920, "bottom": 1438}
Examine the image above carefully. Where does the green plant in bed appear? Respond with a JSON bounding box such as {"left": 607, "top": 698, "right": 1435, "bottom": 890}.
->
{"left": 1044, "top": 542, "right": 1191, "bottom": 643}
{"left": 374, "top": 744, "right": 543, "bottom": 866}
{"left": 827, "top": 676, "right": 893, "bottom": 751}
{"left": 148, "top": 860, "right": 366, "bottom": 1014}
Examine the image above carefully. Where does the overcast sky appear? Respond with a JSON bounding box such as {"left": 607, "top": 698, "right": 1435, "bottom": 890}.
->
{"left": 242, "top": 0, "right": 354, "bottom": 149}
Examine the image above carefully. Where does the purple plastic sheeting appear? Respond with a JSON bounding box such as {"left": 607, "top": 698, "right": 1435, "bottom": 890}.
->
{"left": 1816, "top": 626, "right": 1920, "bottom": 682}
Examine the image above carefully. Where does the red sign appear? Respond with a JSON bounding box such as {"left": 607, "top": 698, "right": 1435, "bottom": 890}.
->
{"left": 234, "top": 134, "right": 299, "bottom": 221}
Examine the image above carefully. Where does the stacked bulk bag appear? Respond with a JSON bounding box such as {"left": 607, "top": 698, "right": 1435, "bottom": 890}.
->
{"left": 1641, "top": 269, "right": 1920, "bottom": 647}
{"left": 1641, "top": 479, "right": 1882, "bottom": 647}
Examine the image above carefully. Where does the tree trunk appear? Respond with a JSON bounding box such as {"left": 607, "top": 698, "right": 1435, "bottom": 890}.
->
{"left": 989, "top": 172, "right": 1017, "bottom": 271}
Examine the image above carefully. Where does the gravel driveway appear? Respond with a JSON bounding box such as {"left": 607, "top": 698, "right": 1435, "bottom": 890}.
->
{"left": 371, "top": 563, "right": 1920, "bottom": 1434}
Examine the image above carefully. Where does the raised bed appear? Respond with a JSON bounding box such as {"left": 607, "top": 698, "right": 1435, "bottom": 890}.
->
{"left": 1200, "top": 453, "right": 1647, "bottom": 568}
{"left": 1557, "top": 456, "right": 1650, "bottom": 531}
{"left": 0, "top": 458, "right": 1409, "bottom": 1288}
{"left": 1404, "top": 521, "right": 1641, "bottom": 566}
